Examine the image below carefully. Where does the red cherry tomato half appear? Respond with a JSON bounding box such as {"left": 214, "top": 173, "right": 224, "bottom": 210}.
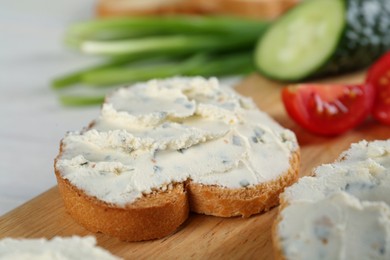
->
{"left": 366, "top": 52, "right": 390, "bottom": 125}
{"left": 282, "top": 84, "right": 375, "bottom": 136}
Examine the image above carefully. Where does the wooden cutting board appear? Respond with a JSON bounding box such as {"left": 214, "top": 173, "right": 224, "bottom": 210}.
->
{"left": 1, "top": 72, "right": 390, "bottom": 259}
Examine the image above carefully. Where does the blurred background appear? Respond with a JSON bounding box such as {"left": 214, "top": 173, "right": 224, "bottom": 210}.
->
{"left": 0, "top": 0, "right": 100, "bottom": 215}
{"left": 0, "top": 0, "right": 297, "bottom": 215}
{"left": 2, "top": 0, "right": 389, "bottom": 215}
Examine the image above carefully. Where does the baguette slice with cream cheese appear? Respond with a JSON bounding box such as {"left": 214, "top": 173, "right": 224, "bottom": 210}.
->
{"left": 55, "top": 77, "right": 300, "bottom": 241}
{"left": 274, "top": 140, "right": 390, "bottom": 260}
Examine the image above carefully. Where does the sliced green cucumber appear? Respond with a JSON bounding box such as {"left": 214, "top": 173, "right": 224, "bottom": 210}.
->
{"left": 255, "top": 0, "right": 390, "bottom": 81}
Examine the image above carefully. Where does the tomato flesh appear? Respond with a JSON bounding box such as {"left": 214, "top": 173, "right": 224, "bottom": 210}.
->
{"left": 282, "top": 84, "right": 375, "bottom": 136}
{"left": 366, "top": 51, "right": 390, "bottom": 125}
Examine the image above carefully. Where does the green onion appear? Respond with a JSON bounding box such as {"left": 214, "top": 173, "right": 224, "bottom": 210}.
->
{"left": 82, "top": 52, "right": 252, "bottom": 86}
{"left": 53, "top": 15, "right": 271, "bottom": 106}
{"left": 51, "top": 53, "right": 186, "bottom": 89}
{"left": 59, "top": 95, "right": 105, "bottom": 106}
{"left": 66, "top": 16, "right": 269, "bottom": 43}
{"left": 185, "top": 52, "right": 255, "bottom": 76}
{"left": 81, "top": 53, "right": 207, "bottom": 86}
{"left": 57, "top": 52, "right": 254, "bottom": 106}
{"left": 52, "top": 57, "right": 129, "bottom": 89}
{"left": 80, "top": 34, "right": 257, "bottom": 56}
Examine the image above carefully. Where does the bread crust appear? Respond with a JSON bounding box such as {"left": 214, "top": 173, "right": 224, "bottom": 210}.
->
{"left": 55, "top": 147, "right": 299, "bottom": 241}
{"left": 55, "top": 90, "right": 300, "bottom": 241}
{"left": 55, "top": 170, "right": 189, "bottom": 241}
{"left": 96, "top": 0, "right": 299, "bottom": 19}
{"left": 188, "top": 150, "right": 300, "bottom": 217}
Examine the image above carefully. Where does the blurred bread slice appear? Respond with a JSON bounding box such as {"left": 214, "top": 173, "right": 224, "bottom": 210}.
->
{"left": 216, "top": 0, "right": 299, "bottom": 19}
{"left": 96, "top": 0, "right": 300, "bottom": 19}
{"left": 0, "top": 236, "right": 120, "bottom": 259}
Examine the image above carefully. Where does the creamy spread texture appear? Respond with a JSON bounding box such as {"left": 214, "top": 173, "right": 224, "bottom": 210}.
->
{"left": 0, "top": 236, "right": 120, "bottom": 260}
{"left": 278, "top": 140, "right": 390, "bottom": 260}
{"left": 56, "top": 77, "right": 298, "bottom": 206}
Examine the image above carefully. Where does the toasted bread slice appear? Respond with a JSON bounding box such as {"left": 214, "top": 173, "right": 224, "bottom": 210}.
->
{"left": 55, "top": 152, "right": 298, "bottom": 240}
{"left": 56, "top": 171, "right": 189, "bottom": 241}
{"left": 188, "top": 152, "right": 300, "bottom": 217}
{"left": 96, "top": 0, "right": 299, "bottom": 19}
{"left": 55, "top": 77, "right": 300, "bottom": 241}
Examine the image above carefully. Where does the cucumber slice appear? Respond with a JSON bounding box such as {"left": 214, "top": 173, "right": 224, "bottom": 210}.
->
{"left": 255, "top": 0, "right": 345, "bottom": 81}
{"left": 255, "top": 0, "right": 390, "bottom": 81}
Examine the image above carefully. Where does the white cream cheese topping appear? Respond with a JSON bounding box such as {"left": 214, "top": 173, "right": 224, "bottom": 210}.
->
{"left": 0, "top": 236, "right": 120, "bottom": 260}
{"left": 278, "top": 140, "right": 390, "bottom": 260}
{"left": 56, "top": 77, "right": 298, "bottom": 206}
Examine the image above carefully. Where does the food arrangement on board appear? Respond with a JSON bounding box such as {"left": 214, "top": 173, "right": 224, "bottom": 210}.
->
{"left": 1, "top": 0, "right": 390, "bottom": 259}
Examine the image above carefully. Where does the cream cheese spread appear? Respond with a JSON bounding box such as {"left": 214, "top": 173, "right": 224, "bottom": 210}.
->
{"left": 56, "top": 77, "right": 298, "bottom": 206}
{"left": 277, "top": 140, "right": 390, "bottom": 260}
{"left": 0, "top": 236, "right": 120, "bottom": 260}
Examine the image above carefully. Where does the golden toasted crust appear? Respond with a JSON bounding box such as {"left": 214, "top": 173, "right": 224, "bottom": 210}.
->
{"left": 188, "top": 150, "right": 300, "bottom": 217}
{"left": 55, "top": 171, "right": 189, "bottom": 241}
{"left": 55, "top": 147, "right": 299, "bottom": 241}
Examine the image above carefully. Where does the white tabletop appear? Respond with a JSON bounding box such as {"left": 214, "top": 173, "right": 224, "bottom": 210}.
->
{"left": 0, "top": 0, "right": 101, "bottom": 215}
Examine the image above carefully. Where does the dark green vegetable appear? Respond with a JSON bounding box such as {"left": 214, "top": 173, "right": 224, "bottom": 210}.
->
{"left": 59, "top": 95, "right": 105, "bottom": 106}
{"left": 66, "top": 16, "right": 270, "bottom": 44}
{"left": 53, "top": 15, "right": 270, "bottom": 106}
{"left": 52, "top": 56, "right": 131, "bottom": 89}
{"left": 79, "top": 34, "right": 257, "bottom": 56}
{"left": 184, "top": 52, "right": 254, "bottom": 76}
{"left": 52, "top": 53, "right": 187, "bottom": 89}
{"left": 81, "top": 53, "right": 208, "bottom": 86}
{"left": 254, "top": 0, "right": 390, "bottom": 81}
{"left": 82, "top": 52, "right": 254, "bottom": 86}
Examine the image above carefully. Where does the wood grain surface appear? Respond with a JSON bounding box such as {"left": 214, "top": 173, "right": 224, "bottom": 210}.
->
{"left": 1, "top": 72, "right": 390, "bottom": 259}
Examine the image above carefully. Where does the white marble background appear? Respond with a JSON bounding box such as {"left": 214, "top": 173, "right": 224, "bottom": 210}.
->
{"left": 0, "top": 0, "right": 102, "bottom": 215}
